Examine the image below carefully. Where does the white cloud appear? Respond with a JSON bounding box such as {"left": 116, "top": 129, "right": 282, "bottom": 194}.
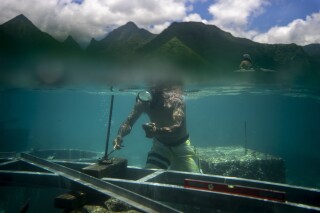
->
{"left": 148, "top": 22, "right": 171, "bottom": 34}
{"left": 0, "top": 0, "right": 188, "bottom": 46}
{"left": 208, "top": 0, "right": 269, "bottom": 32}
{"left": 183, "top": 13, "right": 208, "bottom": 23}
{"left": 207, "top": 0, "right": 320, "bottom": 45}
{"left": 253, "top": 12, "right": 320, "bottom": 45}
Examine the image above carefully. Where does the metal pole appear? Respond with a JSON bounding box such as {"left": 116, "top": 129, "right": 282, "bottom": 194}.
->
{"left": 244, "top": 121, "right": 247, "bottom": 155}
{"left": 20, "top": 153, "right": 181, "bottom": 213}
{"left": 104, "top": 88, "right": 114, "bottom": 160}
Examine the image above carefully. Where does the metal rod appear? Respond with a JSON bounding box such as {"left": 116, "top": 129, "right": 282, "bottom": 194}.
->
{"left": 107, "top": 149, "right": 115, "bottom": 157}
{"left": 245, "top": 121, "right": 247, "bottom": 155}
{"left": 104, "top": 87, "right": 114, "bottom": 159}
{"left": 3, "top": 156, "right": 320, "bottom": 212}
{"left": 19, "top": 153, "right": 181, "bottom": 213}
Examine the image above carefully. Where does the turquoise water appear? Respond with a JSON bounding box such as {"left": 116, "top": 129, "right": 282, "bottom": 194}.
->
{"left": 1, "top": 84, "right": 320, "bottom": 190}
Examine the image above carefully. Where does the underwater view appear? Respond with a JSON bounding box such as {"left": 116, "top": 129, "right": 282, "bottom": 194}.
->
{"left": 1, "top": 84, "right": 320, "bottom": 188}
{"left": 1, "top": 82, "right": 320, "bottom": 212}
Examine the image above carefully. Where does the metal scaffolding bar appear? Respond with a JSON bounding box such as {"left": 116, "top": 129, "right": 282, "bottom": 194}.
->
{"left": 102, "top": 177, "right": 320, "bottom": 213}
{"left": 19, "top": 153, "right": 180, "bottom": 213}
{"left": 0, "top": 153, "right": 319, "bottom": 213}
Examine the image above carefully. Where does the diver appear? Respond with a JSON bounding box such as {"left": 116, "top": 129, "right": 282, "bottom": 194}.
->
{"left": 112, "top": 81, "right": 200, "bottom": 173}
{"left": 239, "top": 54, "right": 253, "bottom": 70}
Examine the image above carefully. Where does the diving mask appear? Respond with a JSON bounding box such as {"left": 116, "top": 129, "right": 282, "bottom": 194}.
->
{"left": 137, "top": 91, "right": 152, "bottom": 102}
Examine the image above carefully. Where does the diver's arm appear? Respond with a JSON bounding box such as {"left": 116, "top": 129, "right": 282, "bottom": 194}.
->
{"left": 113, "top": 101, "right": 144, "bottom": 149}
{"left": 118, "top": 101, "right": 144, "bottom": 137}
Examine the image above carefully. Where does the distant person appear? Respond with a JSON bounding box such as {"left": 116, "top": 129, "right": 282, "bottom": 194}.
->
{"left": 239, "top": 54, "right": 252, "bottom": 70}
{"left": 112, "top": 81, "right": 200, "bottom": 173}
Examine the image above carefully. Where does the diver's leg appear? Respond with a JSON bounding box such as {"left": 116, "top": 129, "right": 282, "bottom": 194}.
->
{"left": 145, "top": 139, "right": 172, "bottom": 170}
{"left": 170, "top": 139, "right": 200, "bottom": 173}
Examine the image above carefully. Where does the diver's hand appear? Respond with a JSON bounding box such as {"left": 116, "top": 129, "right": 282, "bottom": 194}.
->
{"left": 113, "top": 136, "right": 123, "bottom": 150}
{"left": 142, "top": 122, "right": 157, "bottom": 138}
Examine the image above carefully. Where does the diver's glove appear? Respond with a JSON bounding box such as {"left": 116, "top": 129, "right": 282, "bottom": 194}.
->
{"left": 142, "top": 122, "right": 157, "bottom": 138}
{"left": 113, "top": 135, "right": 123, "bottom": 150}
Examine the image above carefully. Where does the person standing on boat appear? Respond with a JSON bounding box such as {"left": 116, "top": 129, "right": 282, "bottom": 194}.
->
{"left": 239, "top": 54, "right": 252, "bottom": 70}
{"left": 112, "top": 81, "right": 200, "bottom": 173}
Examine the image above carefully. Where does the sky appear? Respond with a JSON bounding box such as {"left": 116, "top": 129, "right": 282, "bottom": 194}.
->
{"left": 0, "top": 0, "right": 319, "bottom": 47}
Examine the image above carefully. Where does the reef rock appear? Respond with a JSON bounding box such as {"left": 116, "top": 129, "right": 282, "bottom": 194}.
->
{"left": 197, "top": 146, "right": 286, "bottom": 183}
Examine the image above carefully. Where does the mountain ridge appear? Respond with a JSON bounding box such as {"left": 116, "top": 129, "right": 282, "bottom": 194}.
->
{"left": 0, "top": 14, "right": 319, "bottom": 85}
{"left": 0, "top": 14, "right": 65, "bottom": 56}
{"left": 138, "top": 21, "right": 314, "bottom": 73}
{"left": 147, "top": 36, "right": 210, "bottom": 70}
{"left": 63, "top": 35, "right": 82, "bottom": 51}
{"left": 87, "top": 21, "right": 156, "bottom": 57}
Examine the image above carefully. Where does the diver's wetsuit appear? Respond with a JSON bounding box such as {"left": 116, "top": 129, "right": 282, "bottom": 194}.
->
{"left": 115, "top": 87, "right": 200, "bottom": 173}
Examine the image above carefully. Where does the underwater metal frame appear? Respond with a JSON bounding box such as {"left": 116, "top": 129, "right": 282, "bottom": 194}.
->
{"left": 0, "top": 152, "right": 320, "bottom": 213}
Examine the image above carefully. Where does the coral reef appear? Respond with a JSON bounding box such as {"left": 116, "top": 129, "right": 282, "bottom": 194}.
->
{"left": 197, "top": 146, "right": 286, "bottom": 183}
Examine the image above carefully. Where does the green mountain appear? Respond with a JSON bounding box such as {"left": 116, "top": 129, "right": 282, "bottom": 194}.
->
{"left": 62, "top": 35, "right": 82, "bottom": 53}
{"left": 303, "top": 43, "right": 320, "bottom": 57}
{"left": 139, "top": 22, "right": 313, "bottom": 74}
{"left": 303, "top": 44, "right": 320, "bottom": 78}
{"left": 0, "top": 14, "right": 62, "bottom": 76}
{"left": 147, "top": 36, "right": 209, "bottom": 70}
{"left": 303, "top": 43, "right": 320, "bottom": 68}
{"left": 86, "top": 21, "right": 156, "bottom": 60}
{"left": 0, "top": 14, "right": 88, "bottom": 86}
{"left": 0, "top": 14, "right": 86, "bottom": 74}
{"left": 139, "top": 22, "right": 256, "bottom": 72}
{"left": 0, "top": 15, "right": 318, "bottom": 85}
{"left": 0, "top": 14, "right": 62, "bottom": 56}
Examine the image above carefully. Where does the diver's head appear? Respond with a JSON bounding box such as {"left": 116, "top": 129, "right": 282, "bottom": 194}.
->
{"left": 243, "top": 54, "right": 252, "bottom": 62}
{"left": 148, "top": 77, "right": 183, "bottom": 92}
